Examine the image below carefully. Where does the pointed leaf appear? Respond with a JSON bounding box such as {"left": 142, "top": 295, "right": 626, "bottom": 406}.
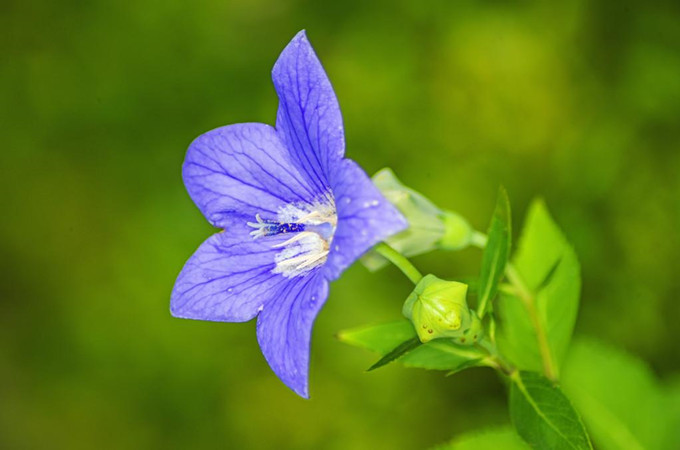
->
{"left": 367, "top": 337, "right": 421, "bottom": 371}
{"left": 496, "top": 200, "right": 580, "bottom": 378}
{"left": 665, "top": 377, "right": 680, "bottom": 450}
{"left": 562, "top": 339, "right": 673, "bottom": 450}
{"left": 338, "top": 320, "right": 486, "bottom": 371}
{"left": 431, "top": 426, "right": 528, "bottom": 450}
{"left": 478, "top": 186, "right": 511, "bottom": 316}
{"left": 510, "top": 371, "right": 592, "bottom": 450}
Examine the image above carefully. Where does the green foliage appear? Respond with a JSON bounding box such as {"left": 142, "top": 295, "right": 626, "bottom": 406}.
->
{"left": 496, "top": 200, "right": 580, "bottom": 378}
{"left": 510, "top": 371, "right": 592, "bottom": 450}
{"left": 367, "top": 337, "right": 421, "bottom": 371}
{"left": 562, "top": 338, "right": 679, "bottom": 450}
{"left": 666, "top": 378, "right": 680, "bottom": 450}
{"left": 477, "top": 186, "right": 511, "bottom": 317}
{"left": 431, "top": 426, "right": 528, "bottom": 450}
{"left": 338, "top": 320, "right": 486, "bottom": 372}
{"left": 3, "top": 0, "right": 679, "bottom": 447}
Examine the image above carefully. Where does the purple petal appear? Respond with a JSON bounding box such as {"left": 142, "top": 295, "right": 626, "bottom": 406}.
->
{"left": 272, "top": 30, "right": 344, "bottom": 193}
{"left": 256, "top": 272, "right": 329, "bottom": 398}
{"left": 183, "top": 123, "right": 321, "bottom": 228}
{"left": 324, "top": 159, "right": 408, "bottom": 280}
{"left": 171, "top": 221, "right": 293, "bottom": 322}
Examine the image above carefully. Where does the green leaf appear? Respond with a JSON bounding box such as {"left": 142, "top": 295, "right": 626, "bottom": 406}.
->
{"left": 367, "top": 337, "right": 421, "bottom": 371}
{"left": 431, "top": 426, "right": 528, "bottom": 450}
{"left": 338, "top": 320, "right": 485, "bottom": 371}
{"left": 665, "top": 377, "right": 680, "bottom": 450}
{"left": 561, "top": 338, "right": 674, "bottom": 450}
{"left": 496, "top": 199, "right": 580, "bottom": 378}
{"left": 510, "top": 371, "right": 592, "bottom": 450}
{"left": 445, "top": 358, "right": 488, "bottom": 376}
{"left": 478, "top": 186, "right": 511, "bottom": 317}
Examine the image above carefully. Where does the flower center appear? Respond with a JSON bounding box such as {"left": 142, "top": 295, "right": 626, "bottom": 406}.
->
{"left": 247, "top": 195, "right": 337, "bottom": 278}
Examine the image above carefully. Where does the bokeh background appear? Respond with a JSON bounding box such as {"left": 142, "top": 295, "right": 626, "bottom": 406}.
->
{"left": 2, "top": 0, "right": 679, "bottom": 448}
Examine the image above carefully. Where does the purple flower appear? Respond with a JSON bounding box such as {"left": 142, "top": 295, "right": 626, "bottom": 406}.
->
{"left": 171, "top": 31, "right": 407, "bottom": 398}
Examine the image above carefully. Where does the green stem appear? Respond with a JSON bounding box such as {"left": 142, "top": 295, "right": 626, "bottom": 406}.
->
{"left": 476, "top": 337, "right": 514, "bottom": 376}
{"left": 373, "top": 242, "right": 423, "bottom": 285}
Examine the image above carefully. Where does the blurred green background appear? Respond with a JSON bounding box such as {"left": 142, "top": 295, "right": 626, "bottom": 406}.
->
{"left": 2, "top": 0, "right": 679, "bottom": 448}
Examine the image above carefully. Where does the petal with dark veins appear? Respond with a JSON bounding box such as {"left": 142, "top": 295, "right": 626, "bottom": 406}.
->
{"left": 171, "top": 221, "right": 293, "bottom": 322}
{"left": 183, "top": 123, "right": 322, "bottom": 228}
{"left": 256, "top": 271, "right": 329, "bottom": 398}
{"left": 273, "top": 30, "right": 344, "bottom": 193}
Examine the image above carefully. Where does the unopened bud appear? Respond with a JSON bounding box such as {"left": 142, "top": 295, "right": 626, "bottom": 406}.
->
{"left": 439, "top": 210, "right": 474, "bottom": 251}
{"left": 361, "top": 168, "right": 473, "bottom": 270}
{"left": 403, "top": 274, "right": 473, "bottom": 343}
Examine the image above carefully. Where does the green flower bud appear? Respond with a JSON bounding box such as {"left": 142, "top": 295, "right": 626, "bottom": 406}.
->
{"left": 403, "top": 274, "right": 475, "bottom": 343}
{"left": 439, "top": 210, "right": 474, "bottom": 251}
{"left": 361, "top": 168, "right": 473, "bottom": 271}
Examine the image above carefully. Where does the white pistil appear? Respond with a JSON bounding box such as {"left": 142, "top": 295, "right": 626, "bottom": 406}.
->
{"left": 247, "top": 214, "right": 272, "bottom": 239}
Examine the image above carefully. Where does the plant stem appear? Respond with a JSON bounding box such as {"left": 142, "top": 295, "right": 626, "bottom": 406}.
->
{"left": 373, "top": 243, "right": 423, "bottom": 285}
{"left": 476, "top": 337, "right": 514, "bottom": 376}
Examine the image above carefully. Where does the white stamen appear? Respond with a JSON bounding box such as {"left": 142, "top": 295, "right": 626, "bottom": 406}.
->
{"left": 272, "top": 229, "right": 330, "bottom": 278}
{"left": 247, "top": 194, "right": 337, "bottom": 278}
{"left": 272, "top": 231, "right": 319, "bottom": 248}
{"left": 295, "top": 250, "right": 329, "bottom": 270}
